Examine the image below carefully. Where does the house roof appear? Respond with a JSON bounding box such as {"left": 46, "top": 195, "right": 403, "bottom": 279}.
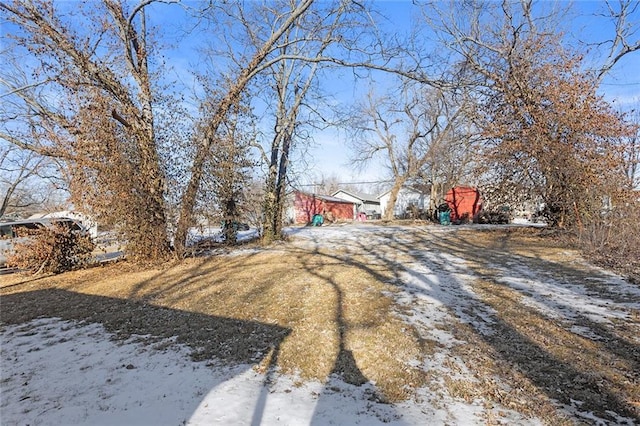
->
{"left": 295, "top": 191, "right": 354, "bottom": 204}
{"left": 332, "top": 189, "right": 380, "bottom": 204}
{"left": 315, "top": 194, "right": 354, "bottom": 204}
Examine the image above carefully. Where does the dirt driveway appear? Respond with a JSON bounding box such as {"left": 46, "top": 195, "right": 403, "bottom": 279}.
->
{"left": 1, "top": 223, "right": 639, "bottom": 424}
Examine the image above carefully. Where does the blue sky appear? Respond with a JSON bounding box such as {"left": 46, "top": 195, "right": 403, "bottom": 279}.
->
{"left": 57, "top": 0, "right": 640, "bottom": 187}
{"left": 2, "top": 1, "right": 638, "bottom": 191}
{"left": 303, "top": 1, "right": 640, "bottom": 186}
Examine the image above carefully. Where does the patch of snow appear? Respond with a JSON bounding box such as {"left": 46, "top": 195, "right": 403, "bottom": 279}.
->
{"left": 0, "top": 316, "right": 539, "bottom": 426}
{"left": 398, "top": 251, "right": 498, "bottom": 337}
{"left": 569, "top": 325, "right": 604, "bottom": 341}
{"left": 493, "top": 262, "right": 640, "bottom": 325}
{"left": 556, "top": 399, "right": 638, "bottom": 425}
{"left": 1, "top": 318, "right": 231, "bottom": 425}
{"left": 512, "top": 218, "right": 547, "bottom": 227}
{"left": 188, "top": 227, "right": 260, "bottom": 245}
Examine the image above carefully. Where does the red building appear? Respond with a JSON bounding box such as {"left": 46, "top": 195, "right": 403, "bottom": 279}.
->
{"left": 293, "top": 191, "right": 355, "bottom": 224}
{"left": 445, "top": 186, "right": 483, "bottom": 222}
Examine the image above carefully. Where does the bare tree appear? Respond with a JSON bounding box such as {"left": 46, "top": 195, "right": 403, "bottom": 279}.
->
{"left": 260, "top": 49, "right": 321, "bottom": 244}
{"left": 311, "top": 174, "right": 352, "bottom": 195}
{"left": 0, "top": 145, "right": 51, "bottom": 217}
{"left": 593, "top": 0, "right": 640, "bottom": 83}
{"left": 621, "top": 105, "right": 640, "bottom": 189}
{"left": 350, "top": 82, "right": 469, "bottom": 220}
{"left": 172, "top": 0, "right": 315, "bottom": 255}
{"left": 1, "top": 0, "right": 176, "bottom": 262}
{"left": 174, "top": 0, "right": 453, "bottom": 252}
{"left": 258, "top": 0, "right": 362, "bottom": 243}
{"left": 429, "top": 0, "right": 632, "bottom": 227}
{"left": 2, "top": 0, "right": 448, "bottom": 260}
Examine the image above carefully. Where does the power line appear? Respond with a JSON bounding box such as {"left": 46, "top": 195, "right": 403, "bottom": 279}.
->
{"left": 601, "top": 81, "right": 640, "bottom": 86}
{"left": 297, "top": 180, "right": 393, "bottom": 187}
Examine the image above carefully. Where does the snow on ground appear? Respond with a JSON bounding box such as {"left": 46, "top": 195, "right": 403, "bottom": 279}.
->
{"left": 1, "top": 317, "right": 432, "bottom": 425}
{"left": 188, "top": 227, "right": 260, "bottom": 246}
{"left": 1, "top": 223, "right": 636, "bottom": 425}
{"left": 0, "top": 317, "right": 482, "bottom": 426}
{"left": 493, "top": 259, "right": 640, "bottom": 326}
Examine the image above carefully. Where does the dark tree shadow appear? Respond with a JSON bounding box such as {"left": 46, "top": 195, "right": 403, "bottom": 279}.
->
{"left": 0, "top": 288, "right": 290, "bottom": 364}
{"left": 289, "top": 240, "right": 410, "bottom": 425}
{"left": 0, "top": 288, "right": 290, "bottom": 425}
{"left": 293, "top": 224, "right": 640, "bottom": 423}
{"left": 4, "top": 224, "right": 637, "bottom": 424}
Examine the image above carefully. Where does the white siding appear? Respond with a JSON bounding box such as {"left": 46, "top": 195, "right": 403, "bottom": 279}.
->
{"left": 379, "top": 188, "right": 430, "bottom": 218}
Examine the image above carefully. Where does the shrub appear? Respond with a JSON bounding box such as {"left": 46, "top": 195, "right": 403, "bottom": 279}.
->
{"left": 475, "top": 210, "right": 511, "bottom": 224}
{"left": 577, "top": 201, "right": 640, "bottom": 283}
{"left": 6, "top": 223, "right": 95, "bottom": 274}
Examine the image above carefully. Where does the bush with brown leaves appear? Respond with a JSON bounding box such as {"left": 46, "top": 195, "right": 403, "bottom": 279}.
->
{"left": 578, "top": 201, "right": 640, "bottom": 282}
{"left": 6, "top": 223, "right": 95, "bottom": 275}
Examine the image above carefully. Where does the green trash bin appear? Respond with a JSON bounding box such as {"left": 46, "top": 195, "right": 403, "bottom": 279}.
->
{"left": 439, "top": 210, "right": 451, "bottom": 225}
{"left": 312, "top": 214, "right": 324, "bottom": 226}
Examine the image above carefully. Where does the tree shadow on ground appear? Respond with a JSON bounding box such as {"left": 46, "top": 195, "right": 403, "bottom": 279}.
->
{"left": 0, "top": 288, "right": 290, "bottom": 365}
{"left": 405, "top": 227, "right": 639, "bottom": 422}
{"left": 4, "top": 224, "right": 638, "bottom": 423}
{"left": 295, "top": 224, "right": 639, "bottom": 423}
{"left": 290, "top": 242, "right": 410, "bottom": 425}
{"left": 0, "top": 288, "right": 291, "bottom": 425}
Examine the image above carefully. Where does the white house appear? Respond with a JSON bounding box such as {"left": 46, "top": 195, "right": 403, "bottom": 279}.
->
{"left": 331, "top": 190, "right": 381, "bottom": 219}
{"left": 378, "top": 186, "right": 430, "bottom": 219}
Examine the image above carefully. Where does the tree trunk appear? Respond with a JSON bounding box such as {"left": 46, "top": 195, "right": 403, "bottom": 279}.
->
{"left": 174, "top": 141, "right": 211, "bottom": 255}
{"left": 273, "top": 132, "right": 292, "bottom": 237}
{"left": 383, "top": 178, "right": 407, "bottom": 220}
{"left": 128, "top": 7, "right": 171, "bottom": 261}
{"left": 261, "top": 133, "right": 282, "bottom": 244}
{"left": 222, "top": 198, "right": 238, "bottom": 244}
{"left": 261, "top": 128, "right": 292, "bottom": 243}
{"left": 0, "top": 182, "right": 18, "bottom": 218}
{"left": 173, "top": 0, "right": 314, "bottom": 257}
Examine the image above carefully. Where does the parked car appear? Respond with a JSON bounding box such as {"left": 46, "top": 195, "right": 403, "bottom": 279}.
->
{"left": 0, "top": 218, "right": 88, "bottom": 267}
{"left": 220, "top": 221, "right": 250, "bottom": 231}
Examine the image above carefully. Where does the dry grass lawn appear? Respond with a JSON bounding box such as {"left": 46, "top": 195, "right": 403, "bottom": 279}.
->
{"left": 0, "top": 242, "right": 425, "bottom": 403}
{"left": 1, "top": 224, "right": 638, "bottom": 423}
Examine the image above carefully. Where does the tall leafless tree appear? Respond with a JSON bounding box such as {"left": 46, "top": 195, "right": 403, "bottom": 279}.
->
{"left": 349, "top": 82, "right": 470, "bottom": 220}
{"left": 172, "top": 0, "right": 315, "bottom": 255}
{"left": 1, "top": 0, "right": 176, "bottom": 261}
{"left": 258, "top": 0, "right": 363, "bottom": 243}
{"left": 0, "top": 145, "right": 50, "bottom": 217}
{"left": 593, "top": 0, "right": 640, "bottom": 83}
{"left": 174, "top": 0, "right": 423, "bottom": 250}
{"left": 621, "top": 105, "right": 640, "bottom": 189}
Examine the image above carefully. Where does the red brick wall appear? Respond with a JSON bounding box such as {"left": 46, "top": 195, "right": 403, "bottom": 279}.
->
{"left": 326, "top": 201, "right": 354, "bottom": 221}
{"left": 294, "top": 192, "right": 354, "bottom": 224}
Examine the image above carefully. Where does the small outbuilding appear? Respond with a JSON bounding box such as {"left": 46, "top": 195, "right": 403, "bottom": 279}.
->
{"left": 444, "top": 186, "right": 482, "bottom": 222}
{"left": 331, "top": 190, "right": 381, "bottom": 219}
{"left": 292, "top": 191, "right": 355, "bottom": 224}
